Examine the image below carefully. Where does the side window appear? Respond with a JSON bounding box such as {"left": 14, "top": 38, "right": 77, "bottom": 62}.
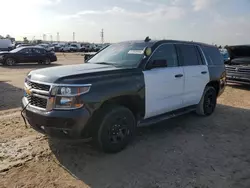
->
{"left": 202, "top": 46, "right": 224, "bottom": 65}
{"left": 195, "top": 46, "right": 205, "bottom": 65}
{"left": 149, "top": 44, "right": 178, "bottom": 67}
{"left": 20, "top": 48, "right": 32, "bottom": 54}
{"left": 176, "top": 44, "right": 200, "bottom": 66}
{"left": 33, "top": 48, "right": 45, "bottom": 54}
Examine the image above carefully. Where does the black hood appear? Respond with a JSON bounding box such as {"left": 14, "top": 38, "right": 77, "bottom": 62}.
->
{"left": 28, "top": 63, "right": 123, "bottom": 83}
{"left": 230, "top": 57, "right": 250, "bottom": 65}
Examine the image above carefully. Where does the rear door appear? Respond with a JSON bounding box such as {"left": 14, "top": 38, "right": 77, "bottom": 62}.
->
{"left": 33, "top": 48, "right": 46, "bottom": 62}
{"left": 176, "top": 44, "right": 210, "bottom": 107}
{"left": 143, "top": 43, "right": 185, "bottom": 119}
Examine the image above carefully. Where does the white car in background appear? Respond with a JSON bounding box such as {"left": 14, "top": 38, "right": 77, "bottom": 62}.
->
{"left": 61, "top": 44, "right": 79, "bottom": 52}
{"left": 37, "top": 44, "right": 55, "bottom": 52}
{"left": 0, "top": 39, "right": 15, "bottom": 51}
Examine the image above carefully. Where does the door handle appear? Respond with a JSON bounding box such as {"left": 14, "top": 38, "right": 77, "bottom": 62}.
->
{"left": 201, "top": 71, "right": 207, "bottom": 74}
{"left": 175, "top": 74, "right": 183, "bottom": 78}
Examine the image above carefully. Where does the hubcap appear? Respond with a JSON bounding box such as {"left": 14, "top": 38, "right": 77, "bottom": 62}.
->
{"left": 45, "top": 59, "right": 50, "bottom": 64}
{"left": 108, "top": 117, "right": 130, "bottom": 144}
{"left": 6, "top": 59, "right": 14, "bottom": 65}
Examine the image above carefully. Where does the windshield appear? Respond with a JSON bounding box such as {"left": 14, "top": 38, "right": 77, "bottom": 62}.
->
{"left": 88, "top": 42, "right": 150, "bottom": 68}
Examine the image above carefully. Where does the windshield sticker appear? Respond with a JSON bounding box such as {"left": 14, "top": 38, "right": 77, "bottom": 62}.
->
{"left": 128, "top": 50, "right": 144, "bottom": 54}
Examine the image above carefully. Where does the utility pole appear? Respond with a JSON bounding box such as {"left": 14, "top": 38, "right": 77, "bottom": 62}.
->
{"left": 43, "top": 34, "right": 47, "bottom": 42}
{"left": 50, "top": 35, "right": 53, "bottom": 43}
{"left": 57, "top": 32, "right": 60, "bottom": 42}
{"left": 73, "top": 32, "right": 75, "bottom": 42}
{"left": 101, "top": 29, "right": 104, "bottom": 44}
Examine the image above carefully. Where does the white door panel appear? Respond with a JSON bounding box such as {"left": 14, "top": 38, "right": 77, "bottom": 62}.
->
{"left": 183, "top": 65, "right": 210, "bottom": 106}
{"left": 143, "top": 67, "right": 184, "bottom": 119}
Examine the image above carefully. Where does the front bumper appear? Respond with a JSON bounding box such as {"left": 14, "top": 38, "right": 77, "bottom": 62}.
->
{"left": 22, "top": 97, "right": 92, "bottom": 140}
{"left": 226, "top": 73, "right": 250, "bottom": 85}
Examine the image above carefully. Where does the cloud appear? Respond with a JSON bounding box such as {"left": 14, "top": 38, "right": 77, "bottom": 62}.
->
{"left": 192, "top": 0, "right": 220, "bottom": 11}
{"left": 59, "top": 6, "right": 185, "bottom": 21}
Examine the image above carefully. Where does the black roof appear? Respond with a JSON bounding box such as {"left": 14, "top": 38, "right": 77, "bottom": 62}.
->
{"left": 118, "top": 39, "right": 214, "bottom": 48}
{"left": 18, "top": 46, "right": 45, "bottom": 50}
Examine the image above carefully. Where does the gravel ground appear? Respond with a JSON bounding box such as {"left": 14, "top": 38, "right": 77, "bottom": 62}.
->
{"left": 0, "top": 54, "right": 250, "bottom": 188}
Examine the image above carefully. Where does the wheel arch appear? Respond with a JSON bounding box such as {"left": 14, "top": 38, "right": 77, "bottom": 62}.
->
{"left": 206, "top": 80, "right": 220, "bottom": 96}
{"left": 99, "top": 95, "right": 145, "bottom": 120}
{"left": 82, "top": 94, "right": 144, "bottom": 139}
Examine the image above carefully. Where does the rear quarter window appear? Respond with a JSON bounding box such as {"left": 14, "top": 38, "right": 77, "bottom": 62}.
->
{"left": 201, "top": 46, "right": 224, "bottom": 65}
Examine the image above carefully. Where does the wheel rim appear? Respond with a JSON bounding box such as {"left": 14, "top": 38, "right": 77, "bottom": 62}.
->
{"left": 44, "top": 58, "right": 50, "bottom": 65}
{"left": 6, "top": 58, "right": 14, "bottom": 65}
{"left": 108, "top": 116, "right": 130, "bottom": 144}
{"left": 204, "top": 89, "right": 216, "bottom": 115}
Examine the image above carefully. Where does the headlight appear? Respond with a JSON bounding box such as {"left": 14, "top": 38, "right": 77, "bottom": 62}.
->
{"left": 0, "top": 55, "right": 4, "bottom": 59}
{"left": 49, "top": 85, "right": 91, "bottom": 110}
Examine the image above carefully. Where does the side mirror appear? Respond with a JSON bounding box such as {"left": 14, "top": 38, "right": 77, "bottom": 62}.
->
{"left": 144, "top": 47, "right": 152, "bottom": 57}
{"left": 147, "top": 59, "right": 167, "bottom": 69}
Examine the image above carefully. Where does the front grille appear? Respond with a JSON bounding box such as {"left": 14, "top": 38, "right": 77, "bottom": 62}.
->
{"left": 27, "top": 95, "right": 47, "bottom": 109}
{"left": 226, "top": 66, "right": 250, "bottom": 73}
{"left": 26, "top": 80, "right": 50, "bottom": 91}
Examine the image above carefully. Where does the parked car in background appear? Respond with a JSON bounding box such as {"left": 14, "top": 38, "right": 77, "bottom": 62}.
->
{"left": 0, "top": 39, "right": 15, "bottom": 51}
{"left": 69, "top": 44, "right": 80, "bottom": 52}
{"left": 16, "top": 44, "right": 33, "bottom": 48}
{"left": 60, "top": 44, "right": 79, "bottom": 52}
{"left": 0, "top": 46, "right": 57, "bottom": 66}
{"left": 225, "top": 45, "right": 250, "bottom": 85}
{"left": 37, "top": 44, "right": 55, "bottom": 52}
{"left": 53, "top": 43, "right": 64, "bottom": 52}
{"left": 22, "top": 39, "right": 225, "bottom": 153}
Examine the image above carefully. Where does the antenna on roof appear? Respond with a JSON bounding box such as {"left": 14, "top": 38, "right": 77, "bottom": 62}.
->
{"left": 144, "top": 36, "right": 151, "bottom": 42}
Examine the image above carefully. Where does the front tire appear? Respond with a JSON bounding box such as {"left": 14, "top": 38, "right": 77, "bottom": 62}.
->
{"left": 5, "top": 58, "right": 16, "bottom": 66}
{"left": 196, "top": 86, "right": 217, "bottom": 116}
{"left": 94, "top": 105, "right": 136, "bottom": 153}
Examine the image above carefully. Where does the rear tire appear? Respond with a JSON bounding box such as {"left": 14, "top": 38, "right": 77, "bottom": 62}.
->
{"left": 94, "top": 105, "right": 136, "bottom": 153}
{"left": 5, "top": 58, "right": 16, "bottom": 66}
{"left": 39, "top": 58, "right": 51, "bottom": 65}
{"left": 196, "top": 86, "right": 217, "bottom": 116}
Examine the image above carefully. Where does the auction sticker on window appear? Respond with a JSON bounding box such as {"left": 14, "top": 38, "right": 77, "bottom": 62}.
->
{"left": 128, "top": 50, "right": 144, "bottom": 54}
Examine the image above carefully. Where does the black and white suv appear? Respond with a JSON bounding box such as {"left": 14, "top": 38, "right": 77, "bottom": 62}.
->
{"left": 21, "top": 39, "right": 226, "bottom": 153}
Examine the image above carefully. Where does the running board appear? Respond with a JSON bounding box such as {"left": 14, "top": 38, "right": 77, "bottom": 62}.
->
{"left": 138, "top": 105, "right": 196, "bottom": 127}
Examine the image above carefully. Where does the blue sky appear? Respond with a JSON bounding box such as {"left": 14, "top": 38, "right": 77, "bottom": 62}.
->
{"left": 1, "top": 0, "right": 249, "bottom": 45}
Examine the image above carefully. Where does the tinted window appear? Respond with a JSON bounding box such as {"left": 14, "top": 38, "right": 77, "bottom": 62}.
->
{"left": 176, "top": 44, "right": 200, "bottom": 66}
{"left": 202, "top": 46, "right": 223, "bottom": 65}
{"left": 33, "top": 48, "right": 45, "bottom": 54}
{"left": 149, "top": 44, "right": 178, "bottom": 67}
{"left": 195, "top": 46, "right": 205, "bottom": 65}
{"left": 20, "top": 48, "right": 33, "bottom": 54}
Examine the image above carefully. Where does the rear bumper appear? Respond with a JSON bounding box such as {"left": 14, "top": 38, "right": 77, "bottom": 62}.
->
{"left": 21, "top": 97, "right": 92, "bottom": 140}
{"left": 50, "top": 56, "right": 57, "bottom": 62}
{"left": 226, "top": 73, "right": 250, "bottom": 85}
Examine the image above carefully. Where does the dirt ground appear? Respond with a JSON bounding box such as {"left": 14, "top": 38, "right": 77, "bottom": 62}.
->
{"left": 0, "top": 54, "right": 250, "bottom": 188}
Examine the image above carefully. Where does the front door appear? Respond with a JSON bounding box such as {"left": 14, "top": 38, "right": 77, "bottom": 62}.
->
{"left": 176, "top": 44, "right": 210, "bottom": 106}
{"left": 18, "top": 48, "right": 34, "bottom": 63}
{"left": 143, "top": 43, "right": 185, "bottom": 119}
